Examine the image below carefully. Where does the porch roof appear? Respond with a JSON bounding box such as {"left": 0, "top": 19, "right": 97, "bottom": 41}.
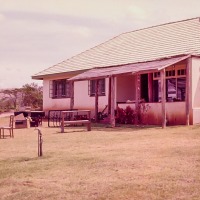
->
{"left": 69, "top": 55, "right": 190, "bottom": 81}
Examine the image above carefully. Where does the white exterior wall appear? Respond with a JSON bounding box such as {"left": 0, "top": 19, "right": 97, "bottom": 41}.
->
{"left": 191, "top": 57, "right": 200, "bottom": 124}
{"left": 43, "top": 79, "right": 71, "bottom": 113}
{"left": 43, "top": 77, "right": 109, "bottom": 118}
{"left": 74, "top": 79, "right": 109, "bottom": 117}
{"left": 191, "top": 57, "right": 200, "bottom": 107}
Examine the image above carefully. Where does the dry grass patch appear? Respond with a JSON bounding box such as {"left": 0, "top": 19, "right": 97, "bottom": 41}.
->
{"left": 0, "top": 117, "right": 200, "bottom": 199}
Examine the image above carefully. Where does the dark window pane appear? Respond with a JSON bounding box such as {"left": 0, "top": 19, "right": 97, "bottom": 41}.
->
{"left": 50, "top": 79, "right": 70, "bottom": 99}
{"left": 177, "top": 78, "right": 186, "bottom": 101}
{"left": 154, "top": 72, "right": 160, "bottom": 78}
{"left": 166, "top": 70, "right": 175, "bottom": 77}
{"left": 66, "top": 82, "right": 71, "bottom": 98}
{"left": 89, "top": 79, "right": 105, "bottom": 96}
{"left": 90, "top": 80, "right": 96, "bottom": 96}
{"left": 166, "top": 78, "right": 176, "bottom": 102}
{"left": 99, "top": 79, "right": 105, "bottom": 95}
{"left": 141, "top": 74, "right": 149, "bottom": 102}
{"left": 178, "top": 69, "right": 186, "bottom": 76}
{"left": 153, "top": 80, "right": 161, "bottom": 102}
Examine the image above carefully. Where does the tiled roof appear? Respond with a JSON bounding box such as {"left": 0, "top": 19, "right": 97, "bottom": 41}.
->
{"left": 33, "top": 17, "right": 200, "bottom": 79}
{"left": 69, "top": 55, "right": 190, "bottom": 81}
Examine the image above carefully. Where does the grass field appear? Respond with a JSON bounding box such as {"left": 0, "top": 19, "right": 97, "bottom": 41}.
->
{"left": 0, "top": 117, "right": 200, "bottom": 200}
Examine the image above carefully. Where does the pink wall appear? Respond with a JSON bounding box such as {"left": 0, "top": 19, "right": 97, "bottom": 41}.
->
{"left": 191, "top": 57, "right": 200, "bottom": 124}
{"left": 118, "top": 102, "right": 186, "bottom": 125}
{"left": 192, "top": 57, "right": 200, "bottom": 107}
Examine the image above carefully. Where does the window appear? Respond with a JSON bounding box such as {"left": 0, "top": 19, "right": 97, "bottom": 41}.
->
{"left": 141, "top": 74, "right": 149, "bottom": 102}
{"left": 166, "top": 78, "right": 176, "bottom": 101}
{"left": 49, "top": 79, "right": 71, "bottom": 98}
{"left": 177, "top": 69, "right": 186, "bottom": 76}
{"left": 154, "top": 72, "right": 160, "bottom": 78}
{"left": 177, "top": 78, "right": 186, "bottom": 101}
{"left": 166, "top": 70, "right": 175, "bottom": 77}
{"left": 153, "top": 65, "right": 186, "bottom": 102}
{"left": 153, "top": 79, "right": 161, "bottom": 102}
{"left": 88, "top": 79, "right": 105, "bottom": 96}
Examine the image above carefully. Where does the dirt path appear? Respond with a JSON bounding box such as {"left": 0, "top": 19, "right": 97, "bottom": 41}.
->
{"left": 0, "top": 111, "right": 14, "bottom": 118}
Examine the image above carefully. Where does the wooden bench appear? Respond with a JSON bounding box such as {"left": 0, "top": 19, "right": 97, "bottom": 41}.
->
{"left": 61, "top": 120, "right": 91, "bottom": 132}
{"left": 60, "top": 110, "right": 91, "bottom": 133}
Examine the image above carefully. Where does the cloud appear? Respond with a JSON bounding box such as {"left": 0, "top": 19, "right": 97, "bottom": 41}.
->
{"left": 0, "top": 61, "right": 42, "bottom": 89}
{"left": 0, "top": 13, "right": 5, "bottom": 22}
{"left": 1, "top": 0, "right": 200, "bottom": 89}
{"left": 127, "top": 5, "right": 147, "bottom": 20}
{"left": 0, "top": 0, "right": 152, "bottom": 25}
{"left": 0, "top": 9, "right": 123, "bottom": 61}
{"left": 1, "top": 0, "right": 200, "bottom": 23}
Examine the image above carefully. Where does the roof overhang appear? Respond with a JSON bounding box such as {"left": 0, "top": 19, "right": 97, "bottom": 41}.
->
{"left": 32, "top": 69, "right": 87, "bottom": 80}
{"left": 69, "top": 55, "right": 191, "bottom": 81}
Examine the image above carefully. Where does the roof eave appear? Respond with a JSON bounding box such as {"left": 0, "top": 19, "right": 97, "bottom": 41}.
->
{"left": 69, "top": 54, "right": 192, "bottom": 82}
{"left": 32, "top": 69, "right": 88, "bottom": 80}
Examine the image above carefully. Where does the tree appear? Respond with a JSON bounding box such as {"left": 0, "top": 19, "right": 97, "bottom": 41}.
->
{"left": 0, "top": 88, "right": 22, "bottom": 110}
{"left": 0, "top": 83, "right": 43, "bottom": 112}
{"left": 22, "top": 83, "right": 43, "bottom": 109}
{"left": 2, "top": 88, "right": 21, "bottom": 108}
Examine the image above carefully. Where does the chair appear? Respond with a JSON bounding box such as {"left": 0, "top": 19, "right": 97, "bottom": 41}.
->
{"left": 0, "top": 115, "right": 15, "bottom": 139}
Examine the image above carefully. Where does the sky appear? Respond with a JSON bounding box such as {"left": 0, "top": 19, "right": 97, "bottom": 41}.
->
{"left": 0, "top": 0, "right": 200, "bottom": 89}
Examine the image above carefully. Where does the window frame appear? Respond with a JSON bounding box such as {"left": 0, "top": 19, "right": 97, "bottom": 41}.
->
{"left": 49, "top": 79, "right": 71, "bottom": 99}
{"left": 88, "top": 79, "right": 106, "bottom": 97}
{"left": 153, "top": 64, "right": 186, "bottom": 102}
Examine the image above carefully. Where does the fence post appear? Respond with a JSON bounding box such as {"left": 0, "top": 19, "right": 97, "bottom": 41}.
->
{"left": 35, "top": 128, "right": 43, "bottom": 157}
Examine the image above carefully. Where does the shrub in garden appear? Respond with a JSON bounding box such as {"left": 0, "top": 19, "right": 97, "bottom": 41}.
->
{"left": 116, "top": 106, "right": 135, "bottom": 124}
{"left": 116, "top": 107, "right": 126, "bottom": 124}
{"left": 116, "top": 104, "right": 150, "bottom": 125}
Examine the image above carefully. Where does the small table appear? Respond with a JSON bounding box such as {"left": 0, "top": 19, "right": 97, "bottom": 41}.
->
{"left": 30, "top": 111, "right": 45, "bottom": 127}
{"left": 61, "top": 110, "right": 91, "bottom": 132}
{"left": 14, "top": 111, "right": 45, "bottom": 127}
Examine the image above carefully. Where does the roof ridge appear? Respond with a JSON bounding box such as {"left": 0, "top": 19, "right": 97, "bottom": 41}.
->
{"left": 35, "top": 17, "right": 200, "bottom": 74}
{"left": 53, "top": 17, "right": 200, "bottom": 64}
{"left": 120, "top": 16, "right": 200, "bottom": 36}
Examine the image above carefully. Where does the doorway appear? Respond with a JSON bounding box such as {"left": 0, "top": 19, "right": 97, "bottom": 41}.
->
{"left": 141, "top": 74, "right": 149, "bottom": 102}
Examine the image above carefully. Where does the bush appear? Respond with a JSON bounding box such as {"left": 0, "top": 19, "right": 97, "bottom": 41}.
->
{"left": 116, "top": 104, "right": 150, "bottom": 125}
{"left": 116, "top": 106, "right": 136, "bottom": 124}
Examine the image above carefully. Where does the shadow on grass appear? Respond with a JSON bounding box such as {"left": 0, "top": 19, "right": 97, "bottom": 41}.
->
{"left": 43, "top": 123, "right": 193, "bottom": 134}
{"left": 0, "top": 155, "right": 52, "bottom": 164}
{"left": 53, "top": 129, "right": 86, "bottom": 134}
{"left": 0, "top": 135, "right": 13, "bottom": 139}
{"left": 50, "top": 124, "right": 161, "bottom": 134}
{"left": 91, "top": 123, "right": 161, "bottom": 132}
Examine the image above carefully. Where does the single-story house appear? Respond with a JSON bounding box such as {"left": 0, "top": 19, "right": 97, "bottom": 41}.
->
{"left": 32, "top": 17, "right": 200, "bottom": 127}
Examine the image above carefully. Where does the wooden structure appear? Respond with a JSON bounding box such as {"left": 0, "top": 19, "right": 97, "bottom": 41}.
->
{"left": 35, "top": 128, "right": 43, "bottom": 157}
{"left": 14, "top": 113, "right": 29, "bottom": 129}
{"left": 0, "top": 115, "right": 14, "bottom": 138}
{"left": 60, "top": 110, "right": 91, "bottom": 132}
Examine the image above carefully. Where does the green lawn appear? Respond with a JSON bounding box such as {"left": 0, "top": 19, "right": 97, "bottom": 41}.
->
{"left": 0, "top": 117, "right": 200, "bottom": 200}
